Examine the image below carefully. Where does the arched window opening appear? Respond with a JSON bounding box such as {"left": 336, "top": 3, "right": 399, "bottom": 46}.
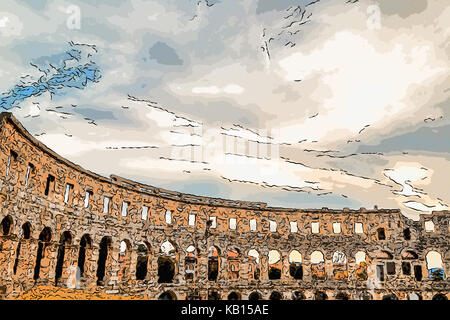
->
{"left": 268, "top": 250, "right": 281, "bottom": 280}
{"left": 408, "top": 293, "right": 422, "bottom": 300}
{"left": 376, "top": 251, "right": 395, "bottom": 281}
{"left": 249, "top": 292, "right": 261, "bottom": 300}
{"left": 292, "top": 291, "right": 306, "bottom": 300}
{"left": 208, "top": 290, "right": 220, "bottom": 300}
{"left": 289, "top": 250, "right": 303, "bottom": 280}
{"left": 426, "top": 251, "right": 445, "bottom": 280}
{"left": 33, "top": 227, "right": 51, "bottom": 280}
{"left": 118, "top": 240, "right": 132, "bottom": 282}
{"left": 158, "top": 257, "right": 175, "bottom": 283}
{"left": 335, "top": 292, "right": 349, "bottom": 300}
{"left": 227, "top": 292, "right": 240, "bottom": 300}
{"left": 208, "top": 246, "right": 220, "bottom": 281}
{"left": 96, "top": 236, "right": 112, "bottom": 285}
{"left": 158, "top": 240, "right": 177, "bottom": 283}
{"left": 314, "top": 291, "right": 328, "bottom": 300}
{"left": 136, "top": 243, "right": 149, "bottom": 280}
{"left": 55, "top": 231, "right": 72, "bottom": 285}
{"left": 311, "top": 251, "right": 326, "bottom": 280}
{"left": 13, "top": 222, "right": 32, "bottom": 275}
{"left": 432, "top": 293, "right": 448, "bottom": 300}
{"left": 269, "top": 291, "right": 282, "bottom": 300}
{"left": 77, "top": 234, "right": 92, "bottom": 277}
{"left": 247, "top": 249, "right": 260, "bottom": 281}
{"left": 228, "top": 247, "right": 240, "bottom": 280}
{"left": 401, "top": 250, "right": 417, "bottom": 276}
{"left": 403, "top": 228, "right": 411, "bottom": 240}
{"left": 1, "top": 215, "right": 13, "bottom": 236}
{"left": 382, "top": 294, "right": 397, "bottom": 300}
{"left": 332, "top": 251, "right": 348, "bottom": 280}
{"left": 377, "top": 228, "right": 386, "bottom": 240}
{"left": 185, "top": 245, "right": 197, "bottom": 281}
{"left": 359, "top": 292, "right": 372, "bottom": 300}
{"left": 158, "top": 291, "right": 176, "bottom": 300}
{"left": 355, "top": 251, "right": 368, "bottom": 280}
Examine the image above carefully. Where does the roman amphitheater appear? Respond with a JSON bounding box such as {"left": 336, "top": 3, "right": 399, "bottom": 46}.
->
{"left": 0, "top": 112, "right": 448, "bottom": 300}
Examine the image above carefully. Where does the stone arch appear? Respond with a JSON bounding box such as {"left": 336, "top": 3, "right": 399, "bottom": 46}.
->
{"left": 1, "top": 215, "right": 13, "bottom": 236}
{"left": 208, "top": 246, "right": 220, "bottom": 281}
{"left": 289, "top": 250, "right": 303, "bottom": 280}
{"left": 268, "top": 249, "right": 282, "bottom": 280}
{"left": 118, "top": 239, "right": 132, "bottom": 282}
{"left": 310, "top": 250, "right": 326, "bottom": 280}
{"left": 207, "top": 289, "right": 220, "bottom": 300}
{"left": 77, "top": 234, "right": 92, "bottom": 278}
{"left": 247, "top": 249, "right": 260, "bottom": 281}
{"left": 227, "top": 247, "right": 240, "bottom": 280}
{"left": 55, "top": 231, "right": 73, "bottom": 285}
{"left": 432, "top": 293, "right": 448, "bottom": 300}
{"left": 359, "top": 292, "right": 372, "bottom": 300}
{"left": 401, "top": 250, "right": 418, "bottom": 277}
{"left": 426, "top": 250, "right": 445, "bottom": 280}
{"left": 248, "top": 291, "right": 261, "bottom": 300}
{"left": 375, "top": 250, "right": 395, "bottom": 281}
{"left": 227, "top": 291, "right": 241, "bottom": 300}
{"left": 96, "top": 236, "right": 112, "bottom": 285}
{"left": 184, "top": 245, "right": 198, "bottom": 281}
{"left": 332, "top": 251, "right": 348, "bottom": 280}
{"left": 314, "top": 290, "right": 328, "bottom": 300}
{"left": 136, "top": 242, "right": 150, "bottom": 281}
{"left": 382, "top": 293, "right": 397, "bottom": 300}
{"left": 355, "top": 251, "right": 368, "bottom": 280}
{"left": 292, "top": 291, "right": 306, "bottom": 300}
{"left": 269, "top": 291, "right": 283, "bottom": 300}
{"left": 158, "top": 290, "right": 177, "bottom": 300}
{"left": 408, "top": 292, "right": 422, "bottom": 300}
{"left": 12, "top": 222, "right": 33, "bottom": 275}
{"left": 158, "top": 240, "right": 177, "bottom": 283}
{"left": 33, "top": 227, "right": 52, "bottom": 280}
{"left": 335, "top": 292, "right": 350, "bottom": 300}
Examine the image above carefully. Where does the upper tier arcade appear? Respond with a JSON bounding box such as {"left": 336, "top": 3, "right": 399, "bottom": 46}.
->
{"left": 0, "top": 112, "right": 448, "bottom": 300}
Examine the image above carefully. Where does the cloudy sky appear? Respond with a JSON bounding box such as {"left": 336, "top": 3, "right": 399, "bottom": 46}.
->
{"left": 1, "top": 0, "right": 449, "bottom": 220}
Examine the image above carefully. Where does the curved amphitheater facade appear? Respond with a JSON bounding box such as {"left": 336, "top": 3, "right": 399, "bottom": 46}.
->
{"left": 0, "top": 112, "right": 448, "bottom": 300}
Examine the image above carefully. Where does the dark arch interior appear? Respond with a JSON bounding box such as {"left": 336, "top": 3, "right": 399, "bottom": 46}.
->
{"left": 158, "top": 256, "right": 175, "bottom": 283}
{"left": 208, "top": 290, "right": 220, "bottom": 300}
{"left": 432, "top": 293, "right": 448, "bottom": 300}
{"left": 335, "top": 292, "right": 349, "bottom": 300}
{"left": 33, "top": 227, "right": 52, "bottom": 280}
{"left": 292, "top": 291, "right": 306, "bottom": 300}
{"left": 360, "top": 292, "right": 372, "bottom": 300}
{"left": 403, "top": 228, "right": 411, "bottom": 240}
{"left": 208, "top": 249, "right": 219, "bottom": 281}
{"left": 159, "top": 291, "right": 176, "bottom": 300}
{"left": 1, "top": 216, "right": 13, "bottom": 236}
{"left": 382, "top": 294, "right": 398, "bottom": 300}
{"left": 249, "top": 292, "right": 261, "bottom": 300}
{"left": 227, "top": 292, "right": 240, "bottom": 300}
{"left": 77, "top": 234, "right": 92, "bottom": 277}
{"left": 13, "top": 222, "right": 32, "bottom": 275}
{"left": 136, "top": 244, "right": 149, "bottom": 280}
{"left": 270, "top": 291, "right": 282, "bottom": 300}
{"left": 55, "top": 231, "right": 72, "bottom": 283}
{"left": 96, "top": 237, "right": 111, "bottom": 285}
{"left": 315, "top": 291, "right": 328, "bottom": 300}
{"left": 268, "top": 266, "right": 281, "bottom": 280}
{"left": 377, "top": 228, "right": 386, "bottom": 240}
{"left": 289, "top": 263, "right": 303, "bottom": 280}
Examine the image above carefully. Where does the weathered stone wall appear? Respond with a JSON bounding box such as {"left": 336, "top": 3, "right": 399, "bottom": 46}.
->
{"left": 0, "top": 112, "right": 448, "bottom": 300}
